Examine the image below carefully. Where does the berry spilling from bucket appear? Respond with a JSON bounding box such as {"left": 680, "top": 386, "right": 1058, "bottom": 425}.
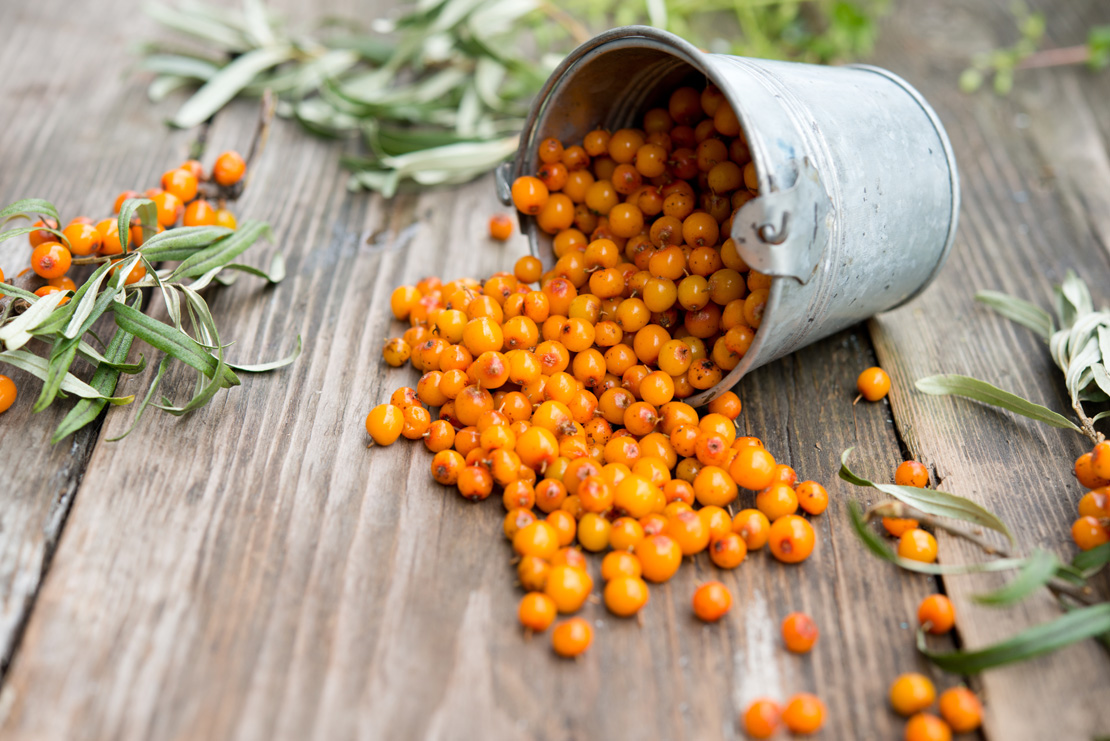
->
{"left": 367, "top": 85, "right": 834, "bottom": 712}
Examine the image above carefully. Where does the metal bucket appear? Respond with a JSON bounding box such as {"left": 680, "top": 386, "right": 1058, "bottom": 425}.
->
{"left": 495, "top": 26, "right": 959, "bottom": 407}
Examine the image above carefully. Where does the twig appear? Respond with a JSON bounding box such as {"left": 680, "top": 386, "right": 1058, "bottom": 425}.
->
{"left": 1016, "top": 44, "right": 1090, "bottom": 70}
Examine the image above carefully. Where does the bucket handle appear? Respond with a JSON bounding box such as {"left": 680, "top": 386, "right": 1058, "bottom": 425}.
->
{"left": 731, "top": 157, "right": 833, "bottom": 284}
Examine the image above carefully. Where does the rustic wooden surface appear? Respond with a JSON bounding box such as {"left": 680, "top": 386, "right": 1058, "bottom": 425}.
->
{"left": 0, "top": 0, "right": 1108, "bottom": 739}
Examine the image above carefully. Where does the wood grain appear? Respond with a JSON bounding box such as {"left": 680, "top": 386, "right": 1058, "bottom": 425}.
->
{"left": 0, "top": 0, "right": 198, "bottom": 677}
{"left": 869, "top": 1, "right": 1110, "bottom": 739}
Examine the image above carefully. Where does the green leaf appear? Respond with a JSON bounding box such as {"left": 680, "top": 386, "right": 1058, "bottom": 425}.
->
{"left": 140, "top": 53, "right": 221, "bottom": 81}
{"left": 0, "top": 198, "right": 59, "bottom": 225}
{"left": 976, "top": 290, "right": 1054, "bottom": 340}
{"left": 168, "top": 220, "right": 270, "bottom": 280}
{"left": 145, "top": 2, "right": 253, "bottom": 51}
{"left": 117, "top": 198, "right": 158, "bottom": 254}
{"left": 915, "top": 374, "right": 1082, "bottom": 433}
{"left": 1071, "top": 541, "right": 1110, "bottom": 578}
{"left": 840, "top": 448, "right": 1015, "bottom": 543}
{"left": 33, "top": 335, "right": 81, "bottom": 412}
{"left": 971, "top": 548, "right": 1059, "bottom": 605}
{"left": 171, "top": 46, "right": 294, "bottom": 128}
{"left": 918, "top": 603, "right": 1110, "bottom": 673}
{"left": 228, "top": 335, "right": 301, "bottom": 372}
{"left": 0, "top": 225, "right": 69, "bottom": 248}
{"left": 0, "top": 290, "right": 69, "bottom": 351}
{"left": 137, "top": 225, "right": 233, "bottom": 261}
{"left": 219, "top": 252, "right": 285, "bottom": 283}
{"left": 0, "top": 349, "right": 132, "bottom": 404}
{"left": 63, "top": 260, "right": 117, "bottom": 339}
{"left": 52, "top": 308, "right": 140, "bottom": 443}
{"left": 846, "top": 502, "right": 1026, "bottom": 575}
{"left": 106, "top": 356, "right": 170, "bottom": 442}
{"left": 111, "top": 300, "right": 239, "bottom": 386}
{"left": 0, "top": 282, "right": 41, "bottom": 303}
{"left": 76, "top": 340, "right": 146, "bottom": 374}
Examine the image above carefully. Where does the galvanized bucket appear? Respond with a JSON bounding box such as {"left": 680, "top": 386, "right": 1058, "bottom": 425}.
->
{"left": 495, "top": 26, "right": 959, "bottom": 407}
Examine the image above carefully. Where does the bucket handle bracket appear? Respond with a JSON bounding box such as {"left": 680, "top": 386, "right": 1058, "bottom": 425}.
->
{"left": 732, "top": 157, "right": 832, "bottom": 284}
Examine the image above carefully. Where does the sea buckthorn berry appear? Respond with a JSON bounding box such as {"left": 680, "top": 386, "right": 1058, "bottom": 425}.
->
{"left": 547, "top": 509, "right": 577, "bottom": 546}
{"left": 898, "top": 528, "right": 939, "bottom": 562}
{"left": 1079, "top": 488, "right": 1110, "bottom": 519}
{"left": 757, "top": 483, "right": 799, "bottom": 521}
{"left": 1075, "top": 452, "right": 1110, "bottom": 489}
{"left": 890, "top": 673, "right": 937, "bottom": 716}
{"left": 730, "top": 445, "right": 777, "bottom": 490}
{"left": 665, "top": 509, "right": 710, "bottom": 555}
{"left": 504, "top": 508, "right": 538, "bottom": 540}
{"left": 796, "top": 481, "right": 829, "bottom": 516}
{"left": 782, "top": 694, "right": 825, "bottom": 735}
{"left": 781, "top": 612, "right": 819, "bottom": 653}
{"left": 430, "top": 450, "right": 464, "bottom": 485}
{"left": 538, "top": 161, "right": 569, "bottom": 191}
{"left": 904, "top": 713, "right": 951, "bottom": 741}
{"left": 709, "top": 532, "right": 747, "bottom": 568}
{"left": 604, "top": 575, "right": 650, "bottom": 617}
{"left": 1091, "top": 441, "right": 1110, "bottom": 479}
{"left": 544, "top": 563, "right": 593, "bottom": 613}
{"left": 216, "top": 206, "right": 238, "bottom": 228}
{"left": 692, "top": 581, "right": 732, "bottom": 622}
{"left": 30, "top": 242, "right": 72, "bottom": 279}
{"left": 578, "top": 512, "right": 611, "bottom": 551}
{"left": 937, "top": 687, "right": 982, "bottom": 733}
{"left": 382, "top": 338, "right": 411, "bottom": 367}
{"left": 609, "top": 517, "right": 645, "bottom": 551}
{"left": 732, "top": 509, "right": 771, "bottom": 550}
{"left": 28, "top": 217, "right": 60, "bottom": 247}
{"left": 519, "top": 592, "right": 557, "bottom": 632}
{"left": 1072, "top": 515, "right": 1110, "bottom": 550}
{"left": 47, "top": 276, "right": 77, "bottom": 291}
{"left": 635, "top": 533, "right": 682, "bottom": 582}
{"left": 184, "top": 199, "right": 218, "bottom": 227}
{"left": 538, "top": 137, "right": 564, "bottom": 164}
{"left": 896, "top": 460, "right": 930, "bottom": 487}
{"left": 768, "top": 514, "right": 816, "bottom": 563}
{"left": 882, "top": 516, "right": 920, "bottom": 537}
{"left": 518, "top": 555, "right": 549, "bottom": 592}
{"left": 161, "top": 167, "right": 199, "bottom": 202}
{"left": 552, "top": 617, "right": 592, "bottom": 658}
{"left": 424, "top": 419, "right": 456, "bottom": 453}
{"left": 857, "top": 366, "right": 891, "bottom": 402}
{"left": 514, "top": 255, "right": 543, "bottom": 284}
{"left": 113, "top": 191, "right": 139, "bottom": 214}
{"left": 535, "top": 478, "right": 568, "bottom": 514}
{"left": 513, "top": 520, "right": 559, "bottom": 560}
{"left": 212, "top": 150, "right": 246, "bottom": 186}
{"left": 503, "top": 479, "right": 536, "bottom": 511}
{"left": 365, "top": 404, "right": 404, "bottom": 445}
{"left": 694, "top": 465, "right": 738, "bottom": 507}
{"left": 918, "top": 594, "right": 956, "bottom": 635}
{"left": 0, "top": 375, "right": 16, "bottom": 414}
{"left": 61, "top": 222, "right": 102, "bottom": 256}
{"left": 743, "top": 699, "right": 782, "bottom": 739}
{"left": 34, "top": 285, "right": 70, "bottom": 304}
{"left": 771, "top": 463, "right": 797, "bottom": 486}
{"left": 694, "top": 431, "right": 729, "bottom": 467}
{"left": 602, "top": 552, "right": 642, "bottom": 582}
{"left": 707, "top": 390, "right": 742, "bottom": 419}
{"left": 687, "top": 359, "right": 722, "bottom": 390}
{"left": 697, "top": 506, "right": 731, "bottom": 541}
{"left": 457, "top": 465, "right": 493, "bottom": 501}
{"left": 512, "top": 175, "right": 549, "bottom": 215}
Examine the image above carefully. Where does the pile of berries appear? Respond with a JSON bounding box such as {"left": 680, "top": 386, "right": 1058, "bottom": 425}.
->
{"left": 1072, "top": 442, "right": 1110, "bottom": 550}
{"left": 0, "top": 151, "right": 248, "bottom": 415}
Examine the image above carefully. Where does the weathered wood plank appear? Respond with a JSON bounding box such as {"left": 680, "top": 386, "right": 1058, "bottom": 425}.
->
{"left": 0, "top": 0, "right": 198, "bottom": 678}
{"left": 869, "top": 1, "right": 1110, "bottom": 739}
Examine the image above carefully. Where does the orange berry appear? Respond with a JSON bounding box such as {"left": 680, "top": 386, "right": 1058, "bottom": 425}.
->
{"left": 212, "top": 150, "right": 246, "bottom": 186}
{"left": 896, "top": 460, "right": 930, "bottom": 487}
{"left": 1072, "top": 515, "right": 1110, "bottom": 550}
{"left": 708, "top": 532, "right": 747, "bottom": 569}
{"left": 733, "top": 508, "right": 771, "bottom": 550}
{"left": 857, "top": 366, "right": 891, "bottom": 401}
{"left": 184, "top": 199, "right": 218, "bottom": 227}
{"left": 1078, "top": 488, "right": 1110, "bottom": 519}
{"left": 0, "top": 375, "right": 17, "bottom": 414}
{"left": 768, "top": 514, "right": 816, "bottom": 563}
{"left": 782, "top": 693, "right": 825, "bottom": 735}
{"left": 730, "top": 445, "right": 777, "bottom": 490}
{"left": 604, "top": 575, "right": 650, "bottom": 617}
{"left": 882, "top": 517, "right": 920, "bottom": 537}
{"left": 430, "top": 450, "right": 465, "bottom": 485}
{"left": 898, "top": 528, "right": 939, "bottom": 562}
{"left": 904, "top": 713, "right": 951, "bottom": 741}
{"left": 743, "top": 698, "right": 782, "bottom": 739}
{"left": 664, "top": 509, "right": 710, "bottom": 555}
{"left": 457, "top": 465, "right": 494, "bottom": 501}
{"left": 113, "top": 191, "right": 140, "bottom": 214}
{"left": 601, "top": 550, "right": 642, "bottom": 581}
{"left": 28, "top": 217, "right": 59, "bottom": 247}
{"left": 215, "top": 208, "right": 237, "bottom": 230}
{"left": 512, "top": 175, "right": 549, "bottom": 215}
{"left": 161, "top": 167, "right": 199, "bottom": 202}
{"left": 694, "top": 464, "right": 738, "bottom": 507}
{"left": 781, "top": 612, "right": 819, "bottom": 653}
{"left": 61, "top": 222, "right": 102, "bottom": 256}
{"left": 890, "top": 673, "right": 937, "bottom": 716}
{"left": 30, "top": 242, "right": 72, "bottom": 279}
{"left": 151, "top": 191, "right": 183, "bottom": 227}
{"left": 519, "top": 592, "right": 557, "bottom": 632}
{"left": 365, "top": 404, "right": 404, "bottom": 445}
{"left": 1075, "top": 452, "right": 1110, "bottom": 489}
{"left": 551, "top": 617, "right": 592, "bottom": 657}
{"left": 634, "top": 533, "right": 682, "bottom": 582}
{"left": 917, "top": 594, "right": 955, "bottom": 635}
{"left": 513, "top": 520, "right": 559, "bottom": 560}
{"left": 756, "top": 482, "right": 799, "bottom": 521}
{"left": 692, "top": 581, "right": 732, "bottom": 622}
{"left": 34, "top": 285, "right": 70, "bottom": 304}
{"left": 1091, "top": 441, "right": 1110, "bottom": 479}
{"left": 937, "top": 687, "right": 982, "bottom": 733}
{"left": 544, "top": 563, "right": 594, "bottom": 613}
{"left": 795, "top": 481, "right": 828, "bottom": 516}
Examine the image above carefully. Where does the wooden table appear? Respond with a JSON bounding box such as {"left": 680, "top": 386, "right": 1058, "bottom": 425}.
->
{"left": 1, "top": 0, "right": 1108, "bottom": 738}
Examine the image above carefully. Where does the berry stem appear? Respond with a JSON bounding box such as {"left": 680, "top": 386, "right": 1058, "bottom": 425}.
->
{"left": 1072, "top": 398, "right": 1103, "bottom": 445}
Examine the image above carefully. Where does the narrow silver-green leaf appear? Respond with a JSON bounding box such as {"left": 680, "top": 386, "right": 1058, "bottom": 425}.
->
{"left": 975, "top": 289, "right": 1054, "bottom": 340}
{"left": 171, "top": 46, "right": 294, "bottom": 128}
{"left": 0, "top": 290, "right": 69, "bottom": 351}
{"left": 1072, "top": 541, "right": 1110, "bottom": 578}
{"left": 971, "top": 548, "right": 1059, "bottom": 605}
{"left": 140, "top": 53, "right": 221, "bottom": 81}
{"left": 840, "top": 448, "right": 1014, "bottom": 543}
{"left": 145, "top": 2, "right": 252, "bottom": 51}
{"left": 111, "top": 300, "right": 238, "bottom": 386}
{"left": 63, "top": 261, "right": 116, "bottom": 339}
{"left": 117, "top": 198, "right": 158, "bottom": 254}
{"left": 138, "top": 225, "right": 233, "bottom": 261}
{"left": 918, "top": 603, "right": 1110, "bottom": 673}
{"left": 219, "top": 253, "right": 285, "bottom": 283}
{"left": 916, "top": 374, "right": 1082, "bottom": 432}
{"left": 0, "top": 198, "right": 59, "bottom": 224}
{"left": 0, "top": 349, "right": 132, "bottom": 404}
{"left": 106, "top": 356, "right": 170, "bottom": 442}
{"left": 168, "top": 220, "right": 270, "bottom": 280}
{"left": 228, "top": 335, "right": 301, "bottom": 372}
{"left": 0, "top": 282, "right": 41, "bottom": 303}
{"left": 0, "top": 225, "right": 69, "bottom": 248}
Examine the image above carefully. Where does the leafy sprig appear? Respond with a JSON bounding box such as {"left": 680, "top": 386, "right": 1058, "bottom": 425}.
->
{"left": 0, "top": 198, "right": 299, "bottom": 442}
